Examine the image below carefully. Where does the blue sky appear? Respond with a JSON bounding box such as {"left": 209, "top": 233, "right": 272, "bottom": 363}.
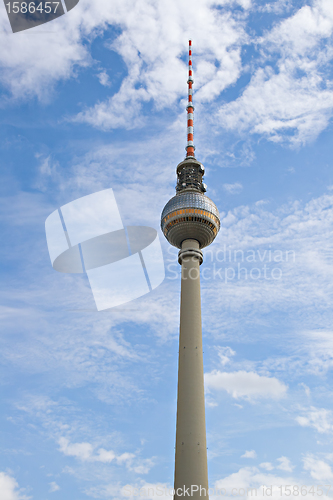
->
{"left": 1, "top": 0, "right": 333, "bottom": 498}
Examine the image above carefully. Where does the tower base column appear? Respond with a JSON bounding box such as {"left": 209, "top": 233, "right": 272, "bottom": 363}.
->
{"left": 174, "top": 239, "right": 209, "bottom": 500}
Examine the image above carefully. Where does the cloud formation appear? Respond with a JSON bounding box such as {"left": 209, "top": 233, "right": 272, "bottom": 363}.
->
{"left": 58, "top": 437, "right": 154, "bottom": 474}
{"left": 241, "top": 450, "right": 257, "bottom": 459}
{"left": 276, "top": 456, "right": 294, "bottom": 472}
{"left": 219, "top": 0, "right": 333, "bottom": 145}
{"left": 49, "top": 481, "right": 60, "bottom": 493}
{"left": 0, "top": 472, "right": 29, "bottom": 500}
{"left": 296, "top": 407, "right": 333, "bottom": 434}
{"left": 223, "top": 183, "right": 243, "bottom": 195}
{"left": 303, "top": 454, "right": 333, "bottom": 481}
{"left": 260, "top": 462, "right": 274, "bottom": 471}
{"left": 213, "top": 463, "right": 330, "bottom": 500}
{"left": 205, "top": 370, "right": 288, "bottom": 400}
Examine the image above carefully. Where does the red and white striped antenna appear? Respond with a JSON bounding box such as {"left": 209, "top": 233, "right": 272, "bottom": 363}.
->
{"left": 186, "top": 40, "right": 195, "bottom": 158}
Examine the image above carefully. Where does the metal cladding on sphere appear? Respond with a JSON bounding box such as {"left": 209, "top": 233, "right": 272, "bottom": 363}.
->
{"left": 161, "top": 191, "right": 220, "bottom": 249}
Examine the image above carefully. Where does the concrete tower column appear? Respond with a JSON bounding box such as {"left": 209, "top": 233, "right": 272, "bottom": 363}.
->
{"left": 174, "top": 238, "right": 208, "bottom": 500}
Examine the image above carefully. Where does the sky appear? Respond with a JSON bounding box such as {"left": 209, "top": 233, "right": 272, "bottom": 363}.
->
{"left": 1, "top": 0, "right": 333, "bottom": 498}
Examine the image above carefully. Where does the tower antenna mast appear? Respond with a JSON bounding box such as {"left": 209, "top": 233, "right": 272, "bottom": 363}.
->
{"left": 186, "top": 40, "right": 195, "bottom": 158}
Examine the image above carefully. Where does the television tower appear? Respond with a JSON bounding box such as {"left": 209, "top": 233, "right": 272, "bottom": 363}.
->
{"left": 161, "top": 41, "right": 220, "bottom": 499}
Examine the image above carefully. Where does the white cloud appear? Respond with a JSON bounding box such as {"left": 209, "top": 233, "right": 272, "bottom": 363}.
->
{"left": 87, "top": 482, "right": 174, "bottom": 500}
{"left": 0, "top": 6, "right": 89, "bottom": 100}
{"left": 277, "top": 456, "right": 294, "bottom": 472}
{"left": 0, "top": 0, "right": 249, "bottom": 118}
{"left": 260, "top": 462, "right": 274, "bottom": 471}
{"left": 303, "top": 454, "right": 333, "bottom": 481}
{"left": 258, "top": 0, "right": 293, "bottom": 15}
{"left": 95, "top": 448, "right": 117, "bottom": 463}
{"left": 58, "top": 437, "right": 135, "bottom": 464}
{"left": 97, "top": 71, "right": 111, "bottom": 87}
{"left": 58, "top": 437, "right": 153, "bottom": 474}
{"left": 0, "top": 472, "right": 29, "bottom": 500}
{"left": 213, "top": 466, "right": 299, "bottom": 500}
{"left": 74, "top": 0, "right": 249, "bottom": 130}
{"left": 296, "top": 407, "right": 333, "bottom": 434}
{"left": 217, "top": 346, "right": 236, "bottom": 366}
{"left": 34, "top": 154, "right": 60, "bottom": 192}
{"left": 299, "top": 383, "right": 311, "bottom": 397}
{"left": 212, "top": 464, "right": 332, "bottom": 500}
{"left": 241, "top": 450, "right": 257, "bottom": 459}
{"left": 223, "top": 183, "right": 243, "bottom": 194}
{"left": 49, "top": 481, "right": 60, "bottom": 492}
{"left": 205, "top": 370, "right": 287, "bottom": 400}
{"left": 59, "top": 437, "right": 94, "bottom": 461}
{"left": 75, "top": 76, "right": 149, "bottom": 130}
{"left": 131, "top": 459, "right": 156, "bottom": 475}
{"left": 299, "top": 330, "right": 333, "bottom": 376}
{"left": 219, "top": 0, "right": 333, "bottom": 145}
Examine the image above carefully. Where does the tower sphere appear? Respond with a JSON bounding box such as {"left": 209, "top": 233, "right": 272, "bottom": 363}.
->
{"left": 161, "top": 190, "right": 220, "bottom": 249}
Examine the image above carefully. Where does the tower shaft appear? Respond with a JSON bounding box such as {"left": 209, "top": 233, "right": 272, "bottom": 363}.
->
{"left": 174, "top": 239, "right": 209, "bottom": 499}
